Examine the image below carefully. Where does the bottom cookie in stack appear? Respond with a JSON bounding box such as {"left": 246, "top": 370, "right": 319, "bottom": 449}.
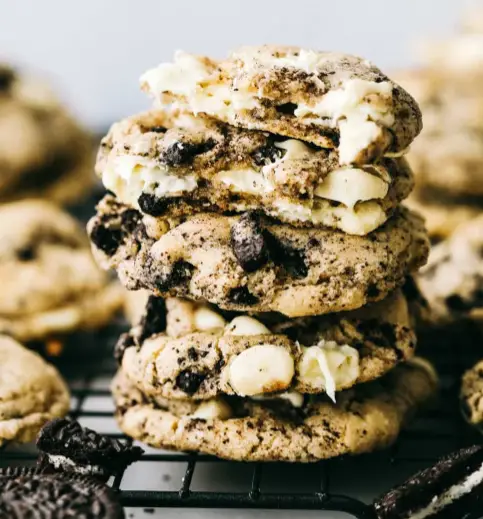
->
{"left": 112, "top": 360, "right": 436, "bottom": 463}
{"left": 111, "top": 293, "right": 437, "bottom": 462}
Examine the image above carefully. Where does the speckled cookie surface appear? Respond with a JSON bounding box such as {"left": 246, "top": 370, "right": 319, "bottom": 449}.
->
{"left": 418, "top": 214, "right": 483, "bottom": 323}
{"left": 88, "top": 195, "right": 429, "bottom": 317}
{"left": 461, "top": 359, "right": 483, "bottom": 427}
{"left": 0, "top": 200, "right": 123, "bottom": 341}
{"left": 97, "top": 109, "right": 414, "bottom": 235}
{"left": 141, "top": 46, "right": 422, "bottom": 166}
{"left": 118, "top": 290, "right": 416, "bottom": 400}
{"left": 0, "top": 335, "right": 69, "bottom": 446}
{"left": 0, "top": 65, "right": 95, "bottom": 203}
{"left": 112, "top": 359, "right": 436, "bottom": 462}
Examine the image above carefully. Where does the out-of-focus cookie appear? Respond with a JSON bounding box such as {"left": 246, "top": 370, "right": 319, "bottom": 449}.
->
{"left": 418, "top": 214, "right": 483, "bottom": 323}
{"left": 97, "top": 109, "right": 414, "bottom": 235}
{"left": 0, "top": 200, "right": 123, "bottom": 353}
{"left": 0, "top": 335, "right": 69, "bottom": 446}
{"left": 117, "top": 290, "right": 416, "bottom": 401}
{"left": 461, "top": 359, "right": 483, "bottom": 427}
{"left": 88, "top": 196, "right": 429, "bottom": 318}
{"left": 141, "top": 46, "right": 422, "bottom": 165}
{"left": 0, "top": 65, "right": 96, "bottom": 204}
{"left": 112, "top": 358, "right": 437, "bottom": 462}
{"left": 124, "top": 289, "right": 149, "bottom": 325}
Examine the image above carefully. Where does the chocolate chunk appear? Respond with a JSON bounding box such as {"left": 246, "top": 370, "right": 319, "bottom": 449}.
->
{"left": 228, "top": 286, "right": 259, "bottom": 306}
{"left": 175, "top": 370, "right": 205, "bottom": 395}
{"left": 36, "top": 418, "right": 143, "bottom": 481}
{"left": 138, "top": 296, "right": 167, "bottom": 342}
{"left": 114, "top": 332, "right": 135, "bottom": 365}
{"left": 373, "top": 444, "right": 483, "bottom": 519}
{"left": 275, "top": 102, "right": 298, "bottom": 115}
{"left": 162, "top": 138, "right": 216, "bottom": 166}
{"left": 230, "top": 212, "right": 269, "bottom": 272}
{"left": 138, "top": 193, "right": 173, "bottom": 216}
{"left": 264, "top": 232, "right": 308, "bottom": 278}
{"left": 0, "top": 467, "right": 125, "bottom": 518}
{"left": 89, "top": 221, "right": 123, "bottom": 256}
{"left": 154, "top": 260, "right": 194, "bottom": 291}
{"left": 0, "top": 66, "right": 15, "bottom": 91}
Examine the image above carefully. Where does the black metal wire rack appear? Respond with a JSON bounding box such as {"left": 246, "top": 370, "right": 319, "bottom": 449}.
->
{"left": 1, "top": 320, "right": 482, "bottom": 519}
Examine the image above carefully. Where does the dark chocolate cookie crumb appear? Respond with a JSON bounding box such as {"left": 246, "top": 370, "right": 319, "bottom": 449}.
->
{"left": 138, "top": 193, "right": 173, "bottom": 217}
{"left": 114, "top": 332, "right": 135, "bottom": 365}
{"left": 264, "top": 232, "right": 308, "bottom": 278}
{"left": 154, "top": 260, "right": 194, "bottom": 291}
{"left": 89, "top": 221, "right": 123, "bottom": 256}
{"left": 175, "top": 370, "right": 206, "bottom": 394}
{"left": 230, "top": 212, "right": 269, "bottom": 272}
{"left": 228, "top": 286, "right": 259, "bottom": 306}
{"left": 162, "top": 138, "right": 216, "bottom": 167}
{"left": 138, "top": 296, "right": 167, "bottom": 342}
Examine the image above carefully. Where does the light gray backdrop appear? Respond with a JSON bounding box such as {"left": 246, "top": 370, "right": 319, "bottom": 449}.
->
{"left": 0, "top": 0, "right": 479, "bottom": 129}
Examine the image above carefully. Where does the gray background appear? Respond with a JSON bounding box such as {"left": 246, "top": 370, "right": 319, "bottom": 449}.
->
{"left": 0, "top": 0, "right": 479, "bottom": 129}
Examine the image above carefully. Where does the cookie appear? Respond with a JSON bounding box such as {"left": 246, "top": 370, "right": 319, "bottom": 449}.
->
{"left": 0, "top": 65, "right": 96, "bottom": 204}
{"left": 418, "top": 214, "right": 483, "bottom": 323}
{"left": 461, "top": 359, "right": 483, "bottom": 427}
{"left": 141, "top": 46, "right": 422, "bottom": 165}
{"left": 36, "top": 418, "right": 143, "bottom": 480}
{"left": 0, "top": 200, "right": 124, "bottom": 344}
{"left": 97, "top": 109, "right": 414, "bottom": 235}
{"left": 374, "top": 444, "right": 483, "bottom": 519}
{"left": 405, "top": 192, "right": 480, "bottom": 241}
{"left": 88, "top": 195, "right": 429, "bottom": 317}
{"left": 0, "top": 467, "right": 124, "bottom": 518}
{"left": 124, "top": 289, "right": 150, "bottom": 325}
{"left": 118, "top": 290, "right": 416, "bottom": 401}
{"left": 112, "top": 358, "right": 437, "bottom": 462}
{"left": 0, "top": 335, "right": 69, "bottom": 446}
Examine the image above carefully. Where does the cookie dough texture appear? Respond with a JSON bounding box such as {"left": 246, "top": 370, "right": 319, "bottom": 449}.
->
{"left": 0, "top": 65, "right": 96, "bottom": 204}
{"left": 0, "top": 335, "right": 70, "bottom": 446}
{"left": 0, "top": 200, "right": 123, "bottom": 341}
{"left": 97, "top": 109, "right": 414, "bottom": 235}
{"left": 418, "top": 214, "right": 483, "bottom": 323}
{"left": 119, "top": 290, "right": 416, "bottom": 400}
{"left": 141, "top": 46, "right": 422, "bottom": 166}
{"left": 461, "top": 360, "right": 483, "bottom": 426}
{"left": 89, "top": 195, "right": 429, "bottom": 317}
{"left": 112, "top": 359, "right": 436, "bottom": 462}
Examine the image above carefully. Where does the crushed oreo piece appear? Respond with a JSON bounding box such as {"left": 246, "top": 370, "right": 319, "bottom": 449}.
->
{"left": 228, "top": 286, "right": 259, "bottom": 306}
{"left": 114, "top": 332, "right": 135, "bottom": 365}
{"left": 162, "top": 138, "right": 216, "bottom": 167}
{"left": 89, "top": 221, "right": 123, "bottom": 256}
{"left": 0, "top": 467, "right": 125, "bottom": 518}
{"left": 373, "top": 444, "right": 483, "bottom": 519}
{"left": 153, "top": 260, "right": 194, "bottom": 291}
{"left": 275, "top": 102, "right": 298, "bottom": 115}
{"left": 36, "top": 418, "right": 143, "bottom": 481}
{"left": 138, "top": 296, "right": 167, "bottom": 342}
{"left": 175, "top": 370, "right": 206, "bottom": 395}
{"left": 252, "top": 137, "right": 285, "bottom": 166}
{"left": 264, "top": 232, "right": 308, "bottom": 278}
{"left": 138, "top": 193, "right": 173, "bottom": 216}
{"left": 230, "top": 212, "right": 269, "bottom": 272}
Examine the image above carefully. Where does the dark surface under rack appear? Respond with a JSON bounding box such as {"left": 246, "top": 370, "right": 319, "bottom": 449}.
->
{"left": 1, "top": 193, "right": 482, "bottom": 517}
{"left": 1, "top": 321, "right": 482, "bottom": 518}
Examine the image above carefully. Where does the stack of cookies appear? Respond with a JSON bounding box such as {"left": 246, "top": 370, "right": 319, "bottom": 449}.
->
{"left": 89, "top": 46, "right": 437, "bottom": 461}
{"left": 399, "top": 11, "right": 483, "bottom": 240}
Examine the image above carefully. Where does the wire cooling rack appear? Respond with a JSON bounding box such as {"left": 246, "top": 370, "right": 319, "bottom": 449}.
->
{"left": 1, "top": 320, "right": 482, "bottom": 518}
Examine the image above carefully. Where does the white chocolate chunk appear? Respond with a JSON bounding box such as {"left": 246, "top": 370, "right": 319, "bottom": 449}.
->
{"left": 315, "top": 167, "right": 389, "bottom": 209}
{"left": 193, "top": 306, "right": 226, "bottom": 331}
{"left": 278, "top": 391, "right": 304, "bottom": 408}
{"left": 192, "top": 399, "right": 232, "bottom": 419}
{"left": 298, "top": 341, "right": 359, "bottom": 401}
{"left": 228, "top": 345, "right": 294, "bottom": 396}
{"left": 216, "top": 168, "right": 273, "bottom": 195}
{"left": 224, "top": 316, "right": 271, "bottom": 336}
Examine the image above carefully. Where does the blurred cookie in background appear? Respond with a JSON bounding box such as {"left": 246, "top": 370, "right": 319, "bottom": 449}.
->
{"left": 0, "top": 200, "right": 124, "bottom": 360}
{"left": 0, "top": 65, "right": 96, "bottom": 205}
{"left": 395, "top": 13, "right": 483, "bottom": 241}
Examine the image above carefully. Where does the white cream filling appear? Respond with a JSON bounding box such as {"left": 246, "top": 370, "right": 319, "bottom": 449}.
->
{"left": 411, "top": 462, "right": 483, "bottom": 519}
{"left": 141, "top": 54, "right": 396, "bottom": 164}
{"left": 297, "top": 341, "right": 360, "bottom": 402}
{"left": 48, "top": 454, "right": 103, "bottom": 475}
{"left": 191, "top": 399, "right": 233, "bottom": 419}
